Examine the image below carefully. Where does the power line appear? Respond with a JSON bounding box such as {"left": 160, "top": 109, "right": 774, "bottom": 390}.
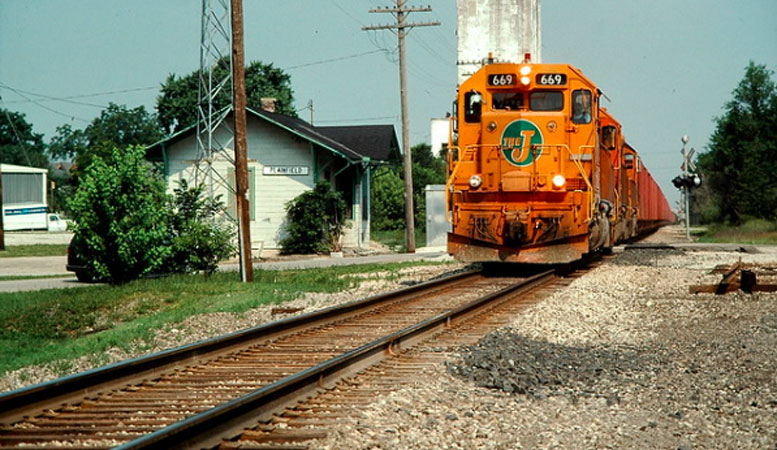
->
{"left": 0, "top": 84, "right": 109, "bottom": 109}
{"left": 0, "top": 85, "right": 91, "bottom": 123}
{"left": 283, "top": 49, "right": 385, "bottom": 70}
{"left": 328, "top": 0, "right": 366, "bottom": 26}
{"left": 315, "top": 114, "right": 399, "bottom": 124}
{"left": 409, "top": 33, "right": 452, "bottom": 66}
{"left": 0, "top": 85, "right": 158, "bottom": 105}
{"left": 0, "top": 102, "right": 34, "bottom": 166}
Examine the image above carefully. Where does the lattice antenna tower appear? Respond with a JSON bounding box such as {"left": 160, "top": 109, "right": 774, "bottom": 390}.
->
{"left": 195, "top": 0, "right": 235, "bottom": 199}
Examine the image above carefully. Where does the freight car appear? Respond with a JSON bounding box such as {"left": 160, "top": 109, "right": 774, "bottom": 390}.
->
{"left": 446, "top": 56, "right": 673, "bottom": 263}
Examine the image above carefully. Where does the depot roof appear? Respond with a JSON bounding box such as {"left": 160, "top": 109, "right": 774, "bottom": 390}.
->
{"left": 147, "top": 108, "right": 399, "bottom": 164}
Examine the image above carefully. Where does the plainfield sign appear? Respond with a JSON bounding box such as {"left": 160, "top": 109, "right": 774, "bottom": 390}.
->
{"left": 262, "top": 166, "right": 310, "bottom": 176}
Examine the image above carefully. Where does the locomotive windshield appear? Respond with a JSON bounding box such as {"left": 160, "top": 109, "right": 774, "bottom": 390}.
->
{"left": 492, "top": 92, "right": 523, "bottom": 110}
{"left": 529, "top": 91, "right": 563, "bottom": 111}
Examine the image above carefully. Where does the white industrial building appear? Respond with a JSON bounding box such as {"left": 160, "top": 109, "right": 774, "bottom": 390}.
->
{"left": 1, "top": 163, "right": 52, "bottom": 230}
{"left": 457, "top": 0, "right": 542, "bottom": 83}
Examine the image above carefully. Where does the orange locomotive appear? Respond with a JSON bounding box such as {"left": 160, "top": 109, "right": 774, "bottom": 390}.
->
{"left": 446, "top": 57, "right": 673, "bottom": 263}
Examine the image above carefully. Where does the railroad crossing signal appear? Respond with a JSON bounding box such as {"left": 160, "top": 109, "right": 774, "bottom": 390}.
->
{"left": 675, "top": 143, "right": 701, "bottom": 190}
{"left": 681, "top": 147, "right": 696, "bottom": 172}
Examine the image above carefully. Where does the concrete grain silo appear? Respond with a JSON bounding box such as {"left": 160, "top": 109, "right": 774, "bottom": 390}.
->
{"left": 457, "top": 0, "right": 541, "bottom": 84}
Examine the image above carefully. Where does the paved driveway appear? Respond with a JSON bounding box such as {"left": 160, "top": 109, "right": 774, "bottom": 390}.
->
{"left": 0, "top": 255, "right": 80, "bottom": 292}
{"left": 0, "top": 250, "right": 451, "bottom": 293}
{"left": 0, "top": 256, "right": 69, "bottom": 276}
{"left": 0, "top": 276, "right": 81, "bottom": 293}
{"left": 3, "top": 232, "right": 73, "bottom": 246}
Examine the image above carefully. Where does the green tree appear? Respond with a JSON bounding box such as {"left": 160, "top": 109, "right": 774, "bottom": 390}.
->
{"left": 0, "top": 108, "right": 48, "bottom": 168}
{"left": 48, "top": 123, "right": 87, "bottom": 161}
{"left": 410, "top": 143, "right": 447, "bottom": 228}
{"left": 50, "top": 103, "right": 163, "bottom": 179}
{"left": 279, "top": 181, "right": 347, "bottom": 255}
{"left": 165, "top": 180, "right": 235, "bottom": 274}
{"left": 370, "top": 143, "right": 446, "bottom": 232}
{"left": 696, "top": 62, "right": 777, "bottom": 223}
{"left": 68, "top": 146, "right": 170, "bottom": 284}
{"left": 156, "top": 59, "right": 296, "bottom": 134}
{"left": 370, "top": 166, "right": 405, "bottom": 231}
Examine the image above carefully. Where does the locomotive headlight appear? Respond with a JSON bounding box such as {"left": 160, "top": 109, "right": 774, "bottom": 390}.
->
{"left": 520, "top": 76, "right": 531, "bottom": 85}
{"left": 520, "top": 65, "right": 531, "bottom": 75}
{"left": 552, "top": 174, "right": 566, "bottom": 188}
{"left": 469, "top": 174, "right": 483, "bottom": 189}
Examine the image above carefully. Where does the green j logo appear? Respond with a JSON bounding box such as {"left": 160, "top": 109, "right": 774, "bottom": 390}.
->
{"left": 501, "top": 120, "right": 544, "bottom": 166}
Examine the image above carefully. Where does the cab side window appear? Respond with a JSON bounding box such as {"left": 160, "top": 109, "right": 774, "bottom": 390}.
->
{"left": 601, "top": 125, "right": 616, "bottom": 150}
{"left": 572, "top": 89, "right": 592, "bottom": 124}
{"left": 464, "top": 90, "right": 482, "bottom": 123}
{"left": 623, "top": 153, "right": 635, "bottom": 169}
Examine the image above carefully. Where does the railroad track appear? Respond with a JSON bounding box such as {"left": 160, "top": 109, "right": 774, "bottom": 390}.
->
{"left": 0, "top": 263, "right": 585, "bottom": 449}
{"left": 226, "top": 262, "right": 592, "bottom": 449}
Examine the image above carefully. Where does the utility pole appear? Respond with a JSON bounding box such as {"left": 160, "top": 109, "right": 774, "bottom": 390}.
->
{"left": 308, "top": 99, "right": 314, "bottom": 125}
{"left": 0, "top": 161, "right": 4, "bottom": 251}
{"left": 363, "top": 2, "right": 439, "bottom": 253}
{"left": 231, "top": 0, "right": 252, "bottom": 282}
{"left": 680, "top": 135, "right": 696, "bottom": 241}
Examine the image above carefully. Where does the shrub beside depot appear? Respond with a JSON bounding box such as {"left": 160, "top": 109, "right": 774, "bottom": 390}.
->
{"left": 68, "top": 146, "right": 170, "bottom": 283}
{"left": 68, "top": 146, "right": 235, "bottom": 283}
{"left": 279, "top": 181, "right": 347, "bottom": 255}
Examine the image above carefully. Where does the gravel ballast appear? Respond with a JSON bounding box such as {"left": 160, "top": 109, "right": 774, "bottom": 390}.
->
{"left": 317, "top": 238, "right": 777, "bottom": 448}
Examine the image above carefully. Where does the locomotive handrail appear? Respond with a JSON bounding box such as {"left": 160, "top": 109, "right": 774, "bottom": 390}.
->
{"left": 576, "top": 145, "right": 597, "bottom": 222}
{"left": 532, "top": 143, "right": 594, "bottom": 222}
{"left": 445, "top": 143, "right": 502, "bottom": 224}
{"left": 445, "top": 145, "right": 475, "bottom": 223}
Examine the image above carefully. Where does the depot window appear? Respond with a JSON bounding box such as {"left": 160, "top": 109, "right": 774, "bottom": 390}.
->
{"left": 492, "top": 92, "right": 523, "bottom": 110}
{"left": 572, "top": 89, "right": 592, "bottom": 124}
{"left": 529, "top": 91, "right": 563, "bottom": 111}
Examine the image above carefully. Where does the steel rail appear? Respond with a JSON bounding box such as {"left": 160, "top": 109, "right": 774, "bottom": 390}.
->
{"left": 0, "top": 268, "right": 481, "bottom": 425}
{"left": 118, "top": 269, "right": 556, "bottom": 449}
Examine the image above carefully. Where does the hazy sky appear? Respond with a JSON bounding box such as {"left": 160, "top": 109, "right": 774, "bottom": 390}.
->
{"left": 1, "top": 1, "right": 776, "bottom": 206}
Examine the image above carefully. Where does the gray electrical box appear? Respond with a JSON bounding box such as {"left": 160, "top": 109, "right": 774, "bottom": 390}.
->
{"left": 425, "top": 185, "right": 451, "bottom": 248}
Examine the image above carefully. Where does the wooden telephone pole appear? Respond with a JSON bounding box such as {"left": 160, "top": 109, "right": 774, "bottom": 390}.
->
{"left": 231, "top": 0, "right": 252, "bottom": 281}
{"left": 363, "top": 2, "right": 439, "bottom": 253}
{"left": 0, "top": 162, "right": 4, "bottom": 251}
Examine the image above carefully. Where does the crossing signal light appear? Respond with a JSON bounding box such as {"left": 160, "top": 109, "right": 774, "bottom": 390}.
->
{"left": 672, "top": 173, "right": 702, "bottom": 189}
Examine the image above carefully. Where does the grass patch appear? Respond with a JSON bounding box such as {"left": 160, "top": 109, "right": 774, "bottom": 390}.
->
{"left": 0, "top": 274, "right": 72, "bottom": 282}
{"left": 0, "top": 260, "right": 450, "bottom": 376}
{"left": 0, "top": 244, "right": 68, "bottom": 258}
{"left": 695, "top": 219, "right": 777, "bottom": 245}
{"left": 371, "top": 228, "right": 427, "bottom": 251}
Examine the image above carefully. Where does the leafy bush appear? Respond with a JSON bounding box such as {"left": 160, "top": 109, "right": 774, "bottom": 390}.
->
{"left": 279, "top": 181, "right": 347, "bottom": 255}
{"left": 68, "top": 146, "right": 170, "bottom": 283}
{"left": 370, "top": 166, "right": 405, "bottom": 231}
{"left": 165, "top": 180, "right": 235, "bottom": 274}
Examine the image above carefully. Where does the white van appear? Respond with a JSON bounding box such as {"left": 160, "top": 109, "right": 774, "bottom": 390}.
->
{"left": 2, "top": 205, "right": 68, "bottom": 232}
{"left": 47, "top": 213, "right": 68, "bottom": 232}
